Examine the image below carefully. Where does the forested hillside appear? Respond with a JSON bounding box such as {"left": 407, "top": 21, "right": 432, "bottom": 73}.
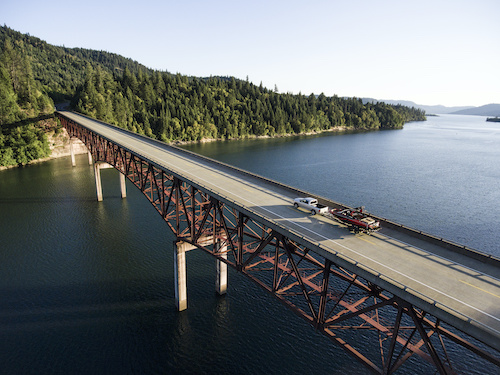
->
{"left": 0, "top": 25, "right": 150, "bottom": 102}
{"left": 0, "top": 25, "right": 426, "bottom": 166}
{"left": 0, "top": 34, "right": 54, "bottom": 166}
{"left": 74, "top": 66, "right": 426, "bottom": 142}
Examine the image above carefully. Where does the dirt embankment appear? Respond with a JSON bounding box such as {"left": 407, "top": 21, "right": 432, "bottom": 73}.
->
{"left": 47, "top": 127, "right": 87, "bottom": 159}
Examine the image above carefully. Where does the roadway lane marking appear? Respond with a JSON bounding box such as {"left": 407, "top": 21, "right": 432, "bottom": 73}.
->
{"left": 375, "top": 232, "right": 500, "bottom": 283}
{"left": 460, "top": 280, "right": 500, "bottom": 299}
{"left": 76, "top": 116, "right": 500, "bottom": 330}
{"left": 358, "top": 235, "right": 378, "bottom": 246}
{"left": 137, "top": 143, "right": 500, "bottom": 327}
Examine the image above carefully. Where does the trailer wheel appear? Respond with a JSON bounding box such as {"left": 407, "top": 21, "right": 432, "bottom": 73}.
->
{"left": 311, "top": 210, "right": 316, "bottom": 215}
{"left": 294, "top": 203, "right": 298, "bottom": 208}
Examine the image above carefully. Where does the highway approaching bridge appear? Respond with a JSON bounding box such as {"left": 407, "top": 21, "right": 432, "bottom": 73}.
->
{"left": 57, "top": 111, "right": 500, "bottom": 374}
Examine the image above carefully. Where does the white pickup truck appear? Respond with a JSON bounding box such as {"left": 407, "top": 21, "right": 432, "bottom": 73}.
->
{"left": 293, "top": 197, "right": 329, "bottom": 215}
{"left": 293, "top": 197, "right": 381, "bottom": 233}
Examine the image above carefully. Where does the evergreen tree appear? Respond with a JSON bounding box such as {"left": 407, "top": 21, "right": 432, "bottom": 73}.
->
{"left": 0, "top": 33, "right": 54, "bottom": 167}
{"left": 0, "top": 61, "right": 20, "bottom": 125}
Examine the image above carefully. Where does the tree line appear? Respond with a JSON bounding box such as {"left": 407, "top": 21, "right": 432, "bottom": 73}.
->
{"left": 1, "top": 25, "right": 149, "bottom": 102}
{"left": 0, "top": 37, "right": 54, "bottom": 166}
{"left": 74, "top": 66, "right": 426, "bottom": 142}
{"left": 0, "top": 25, "right": 426, "bottom": 167}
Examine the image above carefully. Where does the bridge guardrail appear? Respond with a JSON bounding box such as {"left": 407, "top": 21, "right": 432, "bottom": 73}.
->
{"left": 58, "top": 110, "right": 500, "bottom": 350}
{"left": 57, "top": 110, "right": 500, "bottom": 269}
{"left": 167, "top": 139, "right": 500, "bottom": 268}
{"left": 190, "top": 170, "right": 500, "bottom": 343}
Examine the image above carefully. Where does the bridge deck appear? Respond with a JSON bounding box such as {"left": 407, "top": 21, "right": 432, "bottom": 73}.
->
{"left": 60, "top": 111, "right": 500, "bottom": 351}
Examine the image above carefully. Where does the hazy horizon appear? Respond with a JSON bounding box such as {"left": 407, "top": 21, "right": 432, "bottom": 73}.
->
{"left": 2, "top": 0, "right": 499, "bottom": 107}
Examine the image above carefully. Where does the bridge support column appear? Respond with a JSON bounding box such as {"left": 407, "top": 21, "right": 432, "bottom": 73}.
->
{"left": 174, "top": 241, "right": 192, "bottom": 311}
{"left": 94, "top": 163, "right": 104, "bottom": 202}
{"left": 216, "top": 243, "right": 227, "bottom": 295}
{"left": 93, "top": 163, "right": 126, "bottom": 201}
{"left": 70, "top": 138, "right": 76, "bottom": 167}
{"left": 120, "top": 172, "right": 127, "bottom": 198}
{"left": 174, "top": 237, "right": 223, "bottom": 311}
{"left": 88, "top": 151, "right": 93, "bottom": 165}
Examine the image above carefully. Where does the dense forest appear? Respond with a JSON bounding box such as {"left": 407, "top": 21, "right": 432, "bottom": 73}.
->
{"left": 73, "top": 66, "right": 426, "bottom": 142}
{"left": 0, "top": 34, "right": 54, "bottom": 166}
{"left": 0, "top": 25, "right": 150, "bottom": 102}
{"left": 1, "top": 25, "right": 426, "bottom": 166}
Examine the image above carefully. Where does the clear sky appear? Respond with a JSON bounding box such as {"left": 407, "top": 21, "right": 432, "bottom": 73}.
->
{"left": 2, "top": 0, "right": 499, "bottom": 107}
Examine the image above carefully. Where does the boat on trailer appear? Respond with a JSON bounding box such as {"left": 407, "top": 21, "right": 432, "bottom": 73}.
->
{"left": 329, "top": 206, "right": 380, "bottom": 233}
{"left": 293, "top": 197, "right": 381, "bottom": 233}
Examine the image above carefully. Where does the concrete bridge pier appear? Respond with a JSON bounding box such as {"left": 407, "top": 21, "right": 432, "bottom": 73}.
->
{"left": 216, "top": 242, "right": 228, "bottom": 295}
{"left": 174, "top": 238, "right": 228, "bottom": 311}
{"left": 119, "top": 172, "right": 127, "bottom": 198}
{"left": 93, "top": 162, "right": 127, "bottom": 201}
{"left": 69, "top": 138, "right": 92, "bottom": 166}
{"left": 70, "top": 137, "right": 76, "bottom": 167}
{"left": 174, "top": 240, "right": 191, "bottom": 311}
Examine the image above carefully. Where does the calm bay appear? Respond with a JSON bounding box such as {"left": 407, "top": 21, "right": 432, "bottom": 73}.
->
{"left": 0, "top": 114, "right": 498, "bottom": 374}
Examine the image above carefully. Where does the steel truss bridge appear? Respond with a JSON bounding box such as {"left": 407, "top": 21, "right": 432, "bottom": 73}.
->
{"left": 57, "top": 111, "right": 500, "bottom": 374}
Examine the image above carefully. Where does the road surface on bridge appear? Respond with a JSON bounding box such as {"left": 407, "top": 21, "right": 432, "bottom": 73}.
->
{"left": 60, "top": 111, "right": 500, "bottom": 351}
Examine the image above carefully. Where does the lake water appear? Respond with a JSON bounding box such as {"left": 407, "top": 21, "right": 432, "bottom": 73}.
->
{"left": 182, "top": 114, "right": 500, "bottom": 256}
{"left": 0, "top": 114, "right": 498, "bottom": 374}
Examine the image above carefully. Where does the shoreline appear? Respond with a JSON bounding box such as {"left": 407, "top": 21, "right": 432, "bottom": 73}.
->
{"left": 1, "top": 118, "right": 418, "bottom": 170}
{"left": 169, "top": 126, "right": 352, "bottom": 146}
{"left": 1, "top": 125, "right": 353, "bottom": 170}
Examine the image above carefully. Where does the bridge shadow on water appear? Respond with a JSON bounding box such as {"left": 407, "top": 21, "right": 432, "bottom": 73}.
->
{"left": 0, "top": 197, "right": 98, "bottom": 205}
{"left": 0, "top": 277, "right": 172, "bottom": 333}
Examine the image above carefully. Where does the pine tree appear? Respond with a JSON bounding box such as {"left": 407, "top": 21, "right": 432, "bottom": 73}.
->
{"left": 0, "top": 61, "right": 20, "bottom": 125}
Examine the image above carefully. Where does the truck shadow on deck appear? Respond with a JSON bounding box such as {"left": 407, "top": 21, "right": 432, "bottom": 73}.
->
{"left": 253, "top": 204, "right": 347, "bottom": 242}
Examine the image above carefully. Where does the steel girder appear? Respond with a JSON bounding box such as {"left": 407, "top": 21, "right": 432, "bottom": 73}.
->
{"left": 58, "top": 114, "right": 500, "bottom": 375}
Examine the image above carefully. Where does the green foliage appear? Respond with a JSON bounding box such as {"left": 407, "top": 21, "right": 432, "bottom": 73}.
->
{"left": 0, "top": 61, "right": 20, "bottom": 124}
{"left": 1, "top": 24, "right": 427, "bottom": 164}
{"left": 0, "top": 124, "right": 51, "bottom": 167}
{"left": 74, "top": 70, "right": 426, "bottom": 142}
{"left": 0, "top": 25, "right": 151, "bottom": 102}
{"left": 0, "top": 31, "right": 54, "bottom": 166}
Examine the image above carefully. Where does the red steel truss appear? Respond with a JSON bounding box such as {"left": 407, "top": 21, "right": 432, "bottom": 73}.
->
{"left": 58, "top": 114, "right": 500, "bottom": 374}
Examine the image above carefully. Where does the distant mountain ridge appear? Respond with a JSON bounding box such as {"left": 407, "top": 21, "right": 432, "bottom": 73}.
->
{"left": 362, "top": 98, "right": 500, "bottom": 116}
{"left": 450, "top": 104, "right": 500, "bottom": 116}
